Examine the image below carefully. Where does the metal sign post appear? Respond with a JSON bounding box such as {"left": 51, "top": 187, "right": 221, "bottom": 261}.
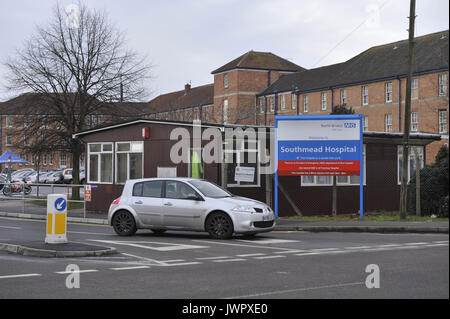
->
{"left": 275, "top": 115, "right": 364, "bottom": 219}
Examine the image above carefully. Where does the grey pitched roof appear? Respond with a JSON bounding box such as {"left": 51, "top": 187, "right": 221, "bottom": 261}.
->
{"left": 211, "top": 50, "right": 306, "bottom": 74}
{"left": 260, "top": 30, "right": 449, "bottom": 95}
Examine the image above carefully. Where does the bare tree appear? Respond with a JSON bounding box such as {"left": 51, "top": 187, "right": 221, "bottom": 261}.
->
{"left": 4, "top": 2, "right": 151, "bottom": 199}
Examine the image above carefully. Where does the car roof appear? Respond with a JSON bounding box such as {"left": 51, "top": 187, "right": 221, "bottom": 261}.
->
{"left": 128, "top": 177, "right": 199, "bottom": 183}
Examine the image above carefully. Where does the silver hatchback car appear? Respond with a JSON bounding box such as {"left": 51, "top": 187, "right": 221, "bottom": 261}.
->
{"left": 108, "top": 178, "right": 276, "bottom": 239}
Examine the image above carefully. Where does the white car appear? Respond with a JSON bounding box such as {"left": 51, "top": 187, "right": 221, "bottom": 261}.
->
{"left": 108, "top": 178, "right": 276, "bottom": 239}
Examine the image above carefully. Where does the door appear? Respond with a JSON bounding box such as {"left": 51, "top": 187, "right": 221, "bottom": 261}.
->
{"left": 130, "top": 180, "right": 164, "bottom": 227}
{"left": 162, "top": 180, "right": 205, "bottom": 230}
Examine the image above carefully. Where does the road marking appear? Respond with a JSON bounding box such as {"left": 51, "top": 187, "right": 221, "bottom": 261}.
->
{"left": 236, "top": 253, "right": 267, "bottom": 257}
{"left": 121, "top": 253, "right": 170, "bottom": 266}
{"left": 273, "top": 250, "right": 308, "bottom": 254}
{"left": 193, "top": 239, "right": 296, "bottom": 251}
{"left": 0, "top": 273, "right": 41, "bottom": 279}
{"left": 0, "top": 225, "right": 21, "bottom": 230}
{"left": 159, "top": 259, "right": 186, "bottom": 263}
{"left": 212, "top": 258, "right": 246, "bottom": 263}
{"left": 92, "top": 240, "right": 208, "bottom": 252}
{"left": 311, "top": 248, "right": 341, "bottom": 252}
{"left": 236, "top": 238, "right": 300, "bottom": 244}
{"left": 433, "top": 241, "right": 449, "bottom": 244}
{"left": 254, "top": 255, "right": 286, "bottom": 260}
{"left": 294, "top": 252, "right": 321, "bottom": 256}
{"left": 55, "top": 269, "right": 98, "bottom": 274}
{"left": 196, "top": 256, "right": 232, "bottom": 260}
{"left": 224, "top": 281, "right": 365, "bottom": 299}
{"left": 111, "top": 266, "right": 150, "bottom": 271}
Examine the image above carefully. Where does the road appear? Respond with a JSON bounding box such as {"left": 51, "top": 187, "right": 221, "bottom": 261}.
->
{"left": 0, "top": 216, "right": 448, "bottom": 299}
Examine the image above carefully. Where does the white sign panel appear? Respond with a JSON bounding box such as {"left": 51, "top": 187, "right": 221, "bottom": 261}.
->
{"left": 234, "top": 166, "right": 255, "bottom": 182}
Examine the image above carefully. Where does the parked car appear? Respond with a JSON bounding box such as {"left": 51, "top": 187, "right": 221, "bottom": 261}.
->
{"left": 63, "top": 168, "right": 72, "bottom": 183}
{"left": 46, "top": 171, "right": 64, "bottom": 184}
{"left": 108, "top": 178, "right": 276, "bottom": 239}
{"left": 11, "top": 170, "right": 35, "bottom": 182}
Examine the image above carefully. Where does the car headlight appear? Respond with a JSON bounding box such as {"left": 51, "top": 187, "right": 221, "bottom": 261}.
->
{"left": 232, "top": 206, "right": 255, "bottom": 213}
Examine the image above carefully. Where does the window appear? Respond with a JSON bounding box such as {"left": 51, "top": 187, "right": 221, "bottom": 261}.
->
{"left": 270, "top": 96, "right": 275, "bottom": 112}
{"left": 439, "top": 74, "right": 448, "bottom": 96}
{"left": 60, "top": 153, "right": 67, "bottom": 167}
{"left": 133, "top": 180, "right": 163, "bottom": 198}
{"left": 225, "top": 140, "right": 260, "bottom": 187}
{"left": 43, "top": 154, "right": 47, "bottom": 166}
{"left": 385, "top": 114, "right": 392, "bottom": 132}
{"left": 362, "top": 86, "right": 369, "bottom": 105}
{"left": 385, "top": 82, "right": 393, "bottom": 103}
{"left": 223, "top": 99, "right": 228, "bottom": 124}
{"left": 411, "top": 112, "right": 418, "bottom": 132}
{"left": 259, "top": 97, "right": 265, "bottom": 113}
{"left": 321, "top": 92, "right": 327, "bottom": 111}
{"left": 49, "top": 154, "right": 53, "bottom": 165}
{"left": 411, "top": 78, "right": 419, "bottom": 100}
{"left": 398, "top": 146, "right": 424, "bottom": 184}
{"left": 363, "top": 116, "right": 369, "bottom": 132}
{"left": 24, "top": 135, "right": 30, "bottom": 146}
{"left": 88, "top": 143, "right": 113, "bottom": 183}
{"left": 340, "top": 89, "right": 347, "bottom": 105}
{"left": 6, "top": 116, "right": 13, "bottom": 128}
{"left": 115, "top": 141, "right": 143, "bottom": 184}
{"left": 6, "top": 135, "right": 12, "bottom": 146}
{"left": 439, "top": 110, "right": 447, "bottom": 134}
{"left": 224, "top": 73, "right": 228, "bottom": 89}
{"left": 165, "top": 181, "right": 198, "bottom": 200}
{"left": 303, "top": 95, "right": 308, "bottom": 113}
{"left": 292, "top": 94, "right": 297, "bottom": 110}
{"left": 280, "top": 94, "right": 285, "bottom": 110}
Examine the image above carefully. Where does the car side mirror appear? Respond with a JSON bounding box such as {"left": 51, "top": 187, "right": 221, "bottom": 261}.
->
{"left": 186, "top": 194, "right": 203, "bottom": 201}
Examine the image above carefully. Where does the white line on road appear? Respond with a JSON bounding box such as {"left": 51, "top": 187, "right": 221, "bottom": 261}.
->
{"left": 55, "top": 269, "right": 98, "bottom": 274}
{"left": 110, "top": 266, "right": 150, "bottom": 271}
{"left": 236, "top": 253, "right": 267, "bottom": 257}
{"left": 0, "top": 273, "right": 41, "bottom": 280}
{"left": 254, "top": 255, "right": 286, "bottom": 260}
{"left": 212, "top": 258, "right": 246, "bottom": 263}
{"left": 193, "top": 239, "right": 296, "bottom": 251}
{"left": 224, "top": 282, "right": 365, "bottom": 299}
{"left": 196, "top": 256, "right": 232, "bottom": 260}
{"left": 0, "top": 225, "right": 22, "bottom": 230}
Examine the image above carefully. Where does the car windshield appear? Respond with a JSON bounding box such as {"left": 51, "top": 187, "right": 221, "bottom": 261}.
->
{"left": 188, "top": 180, "right": 232, "bottom": 198}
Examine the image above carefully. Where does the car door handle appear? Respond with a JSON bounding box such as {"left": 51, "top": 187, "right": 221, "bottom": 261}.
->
{"left": 135, "top": 200, "right": 143, "bottom": 205}
{"left": 163, "top": 202, "right": 173, "bottom": 206}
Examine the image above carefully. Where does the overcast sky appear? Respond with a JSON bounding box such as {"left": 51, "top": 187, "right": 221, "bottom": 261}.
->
{"left": 0, "top": 0, "right": 448, "bottom": 101}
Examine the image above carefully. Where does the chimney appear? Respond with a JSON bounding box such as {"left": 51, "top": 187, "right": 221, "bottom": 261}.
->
{"left": 184, "top": 83, "right": 191, "bottom": 93}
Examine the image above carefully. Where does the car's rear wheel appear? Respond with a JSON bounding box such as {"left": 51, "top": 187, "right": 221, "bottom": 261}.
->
{"left": 205, "top": 212, "right": 233, "bottom": 239}
{"left": 112, "top": 211, "right": 137, "bottom": 236}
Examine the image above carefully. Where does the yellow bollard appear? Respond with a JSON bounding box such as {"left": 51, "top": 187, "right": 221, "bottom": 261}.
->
{"left": 45, "top": 194, "right": 68, "bottom": 244}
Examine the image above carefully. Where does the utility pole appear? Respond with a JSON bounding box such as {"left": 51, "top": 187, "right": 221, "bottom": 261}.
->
{"left": 400, "top": 0, "right": 416, "bottom": 219}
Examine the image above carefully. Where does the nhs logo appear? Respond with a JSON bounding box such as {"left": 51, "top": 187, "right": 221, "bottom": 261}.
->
{"left": 344, "top": 122, "right": 357, "bottom": 128}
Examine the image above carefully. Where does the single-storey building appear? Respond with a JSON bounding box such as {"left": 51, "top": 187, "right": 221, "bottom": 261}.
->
{"left": 73, "top": 119, "right": 440, "bottom": 216}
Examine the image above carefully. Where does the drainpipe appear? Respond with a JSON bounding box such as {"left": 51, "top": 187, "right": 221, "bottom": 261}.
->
{"left": 264, "top": 96, "right": 267, "bottom": 126}
{"left": 331, "top": 87, "right": 335, "bottom": 111}
{"left": 398, "top": 77, "right": 402, "bottom": 132}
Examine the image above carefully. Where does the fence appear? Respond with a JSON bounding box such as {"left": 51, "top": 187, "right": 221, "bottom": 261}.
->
{"left": 0, "top": 182, "right": 88, "bottom": 218}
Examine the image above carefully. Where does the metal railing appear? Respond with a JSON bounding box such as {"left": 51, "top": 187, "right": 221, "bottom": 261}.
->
{"left": 0, "top": 182, "right": 87, "bottom": 218}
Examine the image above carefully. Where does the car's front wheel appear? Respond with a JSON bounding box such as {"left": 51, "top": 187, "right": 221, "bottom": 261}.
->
{"left": 112, "top": 210, "right": 137, "bottom": 236}
{"left": 205, "top": 212, "right": 233, "bottom": 239}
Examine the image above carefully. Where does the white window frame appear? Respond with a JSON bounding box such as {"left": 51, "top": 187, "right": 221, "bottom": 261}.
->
{"left": 321, "top": 92, "right": 327, "bottom": 111}
{"left": 292, "top": 94, "right": 297, "bottom": 110}
{"left": 303, "top": 95, "right": 308, "bottom": 113}
{"left": 270, "top": 96, "right": 275, "bottom": 113}
{"left": 223, "top": 99, "right": 228, "bottom": 124}
{"left": 385, "top": 114, "right": 392, "bottom": 132}
{"left": 259, "top": 97, "right": 265, "bottom": 113}
{"left": 439, "top": 73, "right": 448, "bottom": 96}
{"left": 5, "top": 135, "right": 12, "bottom": 146}
{"left": 88, "top": 142, "right": 114, "bottom": 184}
{"left": 224, "top": 73, "right": 228, "bottom": 89}
{"left": 115, "top": 141, "right": 144, "bottom": 185}
{"left": 411, "top": 112, "right": 418, "bottom": 132}
{"left": 411, "top": 78, "right": 419, "bottom": 100}
{"left": 362, "top": 86, "right": 369, "bottom": 106}
{"left": 280, "top": 94, "right": 286, "bottom": 110}
{"left": 363, "top": 116, "right": 369, "bottom": 132}
{"left": 397, "top": 145, "right": 424, "bottom": 184}
{"left": 340, "top": 89, "right": 347, "bottom": 105}
{"left": 385, "top": 82, "right": 393, "bottom": 103}
{"left": 59, "top": 153, "right": 67, "bottom": 168}
{"left": 5, "top": 116, "right": 13, "bottom": 128}
{"left": 439, "top": 110, "right": 447, "bottom": 134}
